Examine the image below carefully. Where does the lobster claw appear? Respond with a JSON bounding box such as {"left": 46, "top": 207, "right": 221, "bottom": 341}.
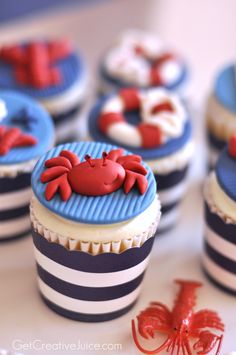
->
{"left": 193, "top": 330, "right": 222, "bottom": 355}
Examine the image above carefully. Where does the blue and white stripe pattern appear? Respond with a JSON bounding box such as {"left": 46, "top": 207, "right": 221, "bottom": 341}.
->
{"left": 0, "top": 173, "right": 31, "bottom": 241}
{"left": 155, "top": 165, "right": 188, "bottom": 232}
{"left": 203, "top": 202, "right": 236, "bottom": 295}
{"left": 32, "top": 230, "right": 154, "bottom": 322}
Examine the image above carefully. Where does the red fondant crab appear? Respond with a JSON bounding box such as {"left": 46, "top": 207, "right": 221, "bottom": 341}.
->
{"left": 0, "top": 125, "right": 37, "bottom": 156}
{"left": 40, "top": 148, "right": 148, "bottom": 201}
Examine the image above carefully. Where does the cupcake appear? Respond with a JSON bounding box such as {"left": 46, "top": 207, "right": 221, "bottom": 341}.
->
{"left": 0, "top": 39, "right": 88, "bottom": 143}
{"left": 0, "top": 90, "right": 54, "bottom": 241}
{"left": 88, "top": 88, "right": 193, "bottom": 232}
{"left": 206, "top": 63, "right": 236, "bottom": 168}
{"left": 30, "top": 141, "right": 160, "bottom": 322}
{"left": 98, "top": 29, "right": 188, "bottom": 97}
{"left": 203, "top": 135, "right": 236, "bottom": 295}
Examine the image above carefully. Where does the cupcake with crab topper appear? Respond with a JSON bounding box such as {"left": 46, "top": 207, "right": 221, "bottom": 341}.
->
{"left": 88, "top": 87, "right": 194, "bottom": 232}
{"left": 203, "top": 134, "right": 236, "bottom": 295}
{"left": 0, "top": 90, "right": 54, "bottom": 241}
{"left": 206, "top": 63, "right": 236, "bottom": 168}
{"left": 30, "top": 141, "right": 160, "bottom": 322}
{"left": 0, "top": 38, "right": 88, "bottom": 143}
{"left": 98, "top": 29, "right": 188, "bottom": 97}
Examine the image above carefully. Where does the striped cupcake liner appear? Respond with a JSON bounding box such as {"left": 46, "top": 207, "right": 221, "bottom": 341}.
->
{"left": 31, "top": 217, "right": 158, "bottom": 321}
{"left": 0, "top": 173, "right": 32, "bottom": 241}
{"left": 154, "top": 165, "right": 188, "bottom": 232}
{"left": 203, "top": 188, "right": 236, "bottom": 295}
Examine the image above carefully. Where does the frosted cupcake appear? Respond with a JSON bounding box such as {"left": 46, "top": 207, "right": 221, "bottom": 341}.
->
{"left": 203, "top": 135, "right": 236, "bottom": 295}
{"left": 88, "top": 88, "right": 193, "bottom": 232}
{"left": 0, "top": 39, "right": 88, "bottom": 143}
{"left": 30, "top": 141, "right": 160, "bottom": 321}
{"left": 206, "top": 63, "right": 236, "bottom": 167}
{"left": 98, "top": 29, "right": 188, "bottom": 97}
{"left": 0, "top": 90, "right": 54, "bottom": 241}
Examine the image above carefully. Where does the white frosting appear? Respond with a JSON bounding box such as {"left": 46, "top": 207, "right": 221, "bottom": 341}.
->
{"left": 104, "top": 29, "right": 182, "bottom": 87}
{"left": 206, "top": 172, "right": 236, "bottom": 223}
{"left": 206, "top": 93, "right": 236, "bottom": 141}
{"left": 0, "top": 99, "right": 7, "bottom": 121}
{"left": 31, "top": 195, "right": 160, "bottom": 243}
{"left": 0, "top": 159, "right": 37, "bottom": 177}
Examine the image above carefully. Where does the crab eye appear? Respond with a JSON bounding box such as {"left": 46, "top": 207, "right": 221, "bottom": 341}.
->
{"left": 102, "top": 151, "right": 108, "bottom": 165}
{"left": 85, "top": 154, "right": 95, "bottom": 167}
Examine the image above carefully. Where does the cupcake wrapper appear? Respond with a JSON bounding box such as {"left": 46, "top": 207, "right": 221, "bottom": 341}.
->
{"left": 32, "top": 228, "right": 156, "bottom": 322}
{"left": 0, "top": 173, "right": 31, "bottom": 241}
{"left": 154, "top": 165, "right": 188, "bottom": 232}
{"left": 203, "top": 198, "right": 236, "bottom": 295}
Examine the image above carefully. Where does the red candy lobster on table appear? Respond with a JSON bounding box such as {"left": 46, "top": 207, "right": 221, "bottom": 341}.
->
{"left": 132, "top": 280, "right": 224, "bottom": 355}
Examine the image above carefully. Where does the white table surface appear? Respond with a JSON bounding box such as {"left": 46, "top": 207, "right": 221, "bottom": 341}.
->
{"left": 0, "top": 1, "right": 236, "bottom": 354}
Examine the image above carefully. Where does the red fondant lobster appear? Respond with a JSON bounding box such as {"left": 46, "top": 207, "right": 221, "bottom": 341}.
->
{"left": 0, "top": 40, "right": 71, "bottom": 88}
{"left": 41, "top": 148, "right": 148, "bottom": 201}
{"left": 132, "top": 280, "right": 224, "bottom": 355}
{"left": 0, "top": 126, "right": 37, "bottom": 156}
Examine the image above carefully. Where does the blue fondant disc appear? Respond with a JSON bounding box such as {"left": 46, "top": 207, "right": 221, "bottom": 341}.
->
{"left": 214, "top": 64, "right": 236, "bottom": 114}
{"left": 216, "top": 147, "right": 236, "bottom": 202}
{"left": 88, "top": 93, "right": 192, "bottom": 160}
{"left": 32, "top": 141, "right": 157, "bottom": 224}
{"left": 0, "top": 41, "right": 86, "bottom": 99}
{"left": 0, "top": 90, "right": 54, "bottom": 164}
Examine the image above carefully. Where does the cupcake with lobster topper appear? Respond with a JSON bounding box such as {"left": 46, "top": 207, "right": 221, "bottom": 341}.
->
{"left": 30, "top": 141, "right": 160, "bottom": 322}
{"left": 206, "top": 63, "right": 236, "bottom": 168}
{"left": 88, "top": 87, "right": 193, "bottom": 232}
{"left": 0, "top": 90, "right": 54, "bottom": 241}
{"left": 0, "top": 39, "right": 88, "bottom": 143}
{"left": 98, "top": 29, "right": 188, "bottom": 97}
{"left": 203, "top": 134, "right": 236, "bottom": 295}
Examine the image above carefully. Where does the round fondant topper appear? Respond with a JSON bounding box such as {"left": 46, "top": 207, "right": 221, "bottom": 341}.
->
{"left": 98, "top": 88, "right": 187, "bottom": 149}
{"left": 214, "top": 64, "right": 236, "bottom": 114}
{"left": 0, "top": 99, "right": 7, "bottom": 121}
{"left": 32, "top": 141, "right": 156, "bottom": 224}
{"left": 103, "top": 29, "right": 185, "bottom": 89}
{"left": 0, "top": 91, "right": 54, "bottom": 164}
{"left": 216, "top": 145, "right": 236, "bottom": 202}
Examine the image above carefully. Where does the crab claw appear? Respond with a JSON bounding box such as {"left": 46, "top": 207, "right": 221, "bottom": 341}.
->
{"left": 124, "top": 170, "right": 148, "bottom": 194}
{"left": 193, "top": 331, "right": 221, "bottom": 355}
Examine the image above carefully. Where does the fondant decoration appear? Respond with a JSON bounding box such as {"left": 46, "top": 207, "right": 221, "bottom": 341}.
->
{"left": 11, "top": 107, "right": 37, "bottom": 131}
{"left": 104, "top": 30, "right": 182, "bottom": 88}
{"left": 98, "top": 88, "right": 186, "bottom": 149}
{"left": 41, "top": 148, "right": 148, "bottom": 201}
{"left": 0, "top": 99, "right": 7, "bottom": 121}
{"left": 132, "top": 280, "right": 224, "bottom": 355}
{"left": 228, "top": 134, "right": 236, "bottom": 158}
{"left": 0, "top": 125, "right": 37, "bottom": 156}
{"left": 0, "top": 40, "right": 72, "bottom": 88}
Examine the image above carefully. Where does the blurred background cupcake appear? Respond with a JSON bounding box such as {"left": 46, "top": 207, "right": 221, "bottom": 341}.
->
{"left": 98, "top": 29, "right": 189, "bottom": 98}
{"left": 0, "top": 39, "right": 88, "bottom": 143}
{"left": 203, "top": 135, "right": 236, "bottom": 295}
{"left": 206, "top": 63, "right": 236, "bottom": 168}
{"left": 30, "top": 141, "right": 160, "bottom": 321}
{"left": 0, "top": 90, "right": 54, "bottom": 241}
{"left": 88, "top": 87, "right": 193, "bottom": 232}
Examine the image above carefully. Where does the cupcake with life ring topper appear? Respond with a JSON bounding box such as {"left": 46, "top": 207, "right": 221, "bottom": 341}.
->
{"left": 206, "top": 63, "right": 236, "bottom": 168}
{"left": 98, "top": 29, "right": 188, "bottom": 97}
{"left": 88, "top": 87, "right": 194, "bottom": 232}
{"left": 203, "top": 135, "right": 236, "bottom": 295}
{"left": 0, "top": 90, "right": 54, "bottom": 241}
{"left": 30, "top": 141, "right": 160, "bottom": 322}
{"left": 0, "top": 39, "right": 88, "bottom": 143}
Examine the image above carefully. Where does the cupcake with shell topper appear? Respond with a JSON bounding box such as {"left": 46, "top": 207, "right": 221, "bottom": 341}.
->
{"left": 0, "top": 90, "right": 54, "bottom": 241}
{"left": 0, "top": 39, "right": 88, "bottom": 143}
{"left": 98, "top": 29, "right": 188, "bottom": 97}
{"left": 206, "top": 63, "right": 236, "bottom": 168}
{"left": 203, "top": 135, "right": 236, "bottom": 295}
{"left": 88, "top": 87, "right": 194, "bottom": 232}
{"left": 30, "top": 141, "right": 160, "bottom": 322}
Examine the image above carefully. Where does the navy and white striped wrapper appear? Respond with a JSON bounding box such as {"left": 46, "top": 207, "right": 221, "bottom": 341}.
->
{"left": 154, "top": 165, "right": 189, "bottom": 232}
{"left": 32, "top": 229, "right": 155, "bottom": 322}
{"left": 0, "top": 172, "right": 31, "bottom": 241}
{"left": 203, "top": 201, "right": 236, "bottom": 295}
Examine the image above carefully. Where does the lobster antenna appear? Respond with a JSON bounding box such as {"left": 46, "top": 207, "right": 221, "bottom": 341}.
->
{"left": 85, "top": 154, "right": 94, "bottom": 167}
{"left": 102, "top": 151, "right": 108, "bottom": 165}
